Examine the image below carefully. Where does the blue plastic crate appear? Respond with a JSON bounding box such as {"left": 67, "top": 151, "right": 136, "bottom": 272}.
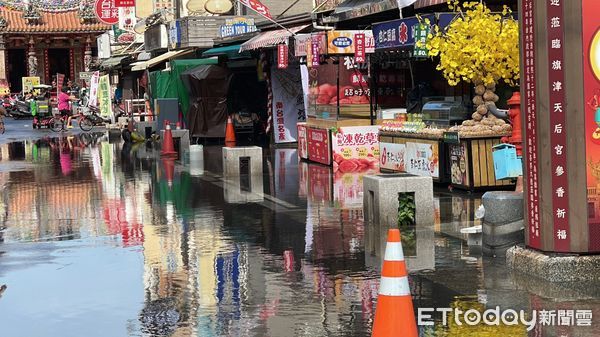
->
{"left": 492, "top": 143, "right": 523, "bottom": 180}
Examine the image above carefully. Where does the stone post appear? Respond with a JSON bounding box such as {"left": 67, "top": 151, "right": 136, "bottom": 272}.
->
{"left": 508, "top": 0, "right": 600, "bottom": 281}
{"left": 27, "top": 38, "right": 38, "bottom": 77}
{"left": 84, "top": 36, "right": 92, "bottom": 72}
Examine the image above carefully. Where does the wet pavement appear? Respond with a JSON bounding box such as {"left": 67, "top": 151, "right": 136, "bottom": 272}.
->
{"left": 0, "top": 133, "right": 599, "bottom": 337}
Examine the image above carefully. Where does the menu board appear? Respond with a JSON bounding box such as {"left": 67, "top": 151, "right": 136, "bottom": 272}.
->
{"left": 449, "top": 143, "right": 469, "bottom": 186}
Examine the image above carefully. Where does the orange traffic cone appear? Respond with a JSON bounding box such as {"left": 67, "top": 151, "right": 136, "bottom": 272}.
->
{"left": 162, "top": 157, "right": 175, "bottom": 188}
{"left": 161, "top": 121, "right": 177, "bottom": 157}
{"left": 225, "top": 115, "right": 236, "bottom": 147}
{"left": 371, "top": 229, "right": 417, "bottom": 337}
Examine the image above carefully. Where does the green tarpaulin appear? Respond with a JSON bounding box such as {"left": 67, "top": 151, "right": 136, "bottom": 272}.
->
{"left": 149, "top": 58, "right": 218, "bottom": 117}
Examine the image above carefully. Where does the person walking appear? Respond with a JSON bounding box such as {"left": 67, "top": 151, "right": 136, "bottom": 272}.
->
{"left": 58, "top": 87, "right": 76, "bottom": 129}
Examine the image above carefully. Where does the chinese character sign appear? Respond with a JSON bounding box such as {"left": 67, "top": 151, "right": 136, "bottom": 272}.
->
{"left": 277, "top": 44, "right": 288, "bottom": 69}
{"left": 115, "top": 0, "right": 135, "bottom": 6}
{"left": 95, "top": 0, "right": 120, "bottom": 25}
{"left": 546, "top": 0, "right": 569, "bottom": 252}
{"left": 583, "top": 0, "right": 600, "bottom": 252}
{"left": 521, "top": 0, "right": 541, "bottom": 249}
{"left": 354, "top": 33, "right": 365, "bottom": 63}
{"left": 97, "top": 75, "right": 113, "bottom": 117}
{"left": 405, "top": 141, "right": 440, "bottom": 178}
{"left": 271, "top": 66, "right": 305, "bottom": 144}
{"left": 88, "top": 71, "right": 100, "bottom": 107}
{"left": 331, "top": 126, "right": 380, "bottom": 172}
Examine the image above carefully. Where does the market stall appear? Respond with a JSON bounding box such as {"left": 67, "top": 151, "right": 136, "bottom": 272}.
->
{"left": 295, "top": 30, "right": 382, "bottom": 169}
{"left": 371, "top": 9, "right": 519, "bottom": 191}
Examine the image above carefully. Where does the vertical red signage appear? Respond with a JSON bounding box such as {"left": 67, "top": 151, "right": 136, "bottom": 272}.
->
{"left": 311, "top": 36, "right": 321, "bottom": 68}
{"left": 354, "top": 33, "right": 366, "bottom": 64}
{"left": 582, "top": 0, "right": 600, "bottom": 252}
{"left": 547, "top": 0, "right": 569, "bottom": 252}
{"left": 277, "top": 44, "right": 288, "bottom": 69}
{"left": 522, "top": 0, "right": 541, "bottom": 249}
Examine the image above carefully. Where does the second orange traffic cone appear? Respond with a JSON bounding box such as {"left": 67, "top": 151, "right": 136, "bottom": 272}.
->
{"left": 161, "top": 121, "right": 177, "bottom": 157}
{"left": 371, "top": 229, "right": 418, "bottom": 337}
{"left": 225, "top": 115, "right": 236, "bottom": 147}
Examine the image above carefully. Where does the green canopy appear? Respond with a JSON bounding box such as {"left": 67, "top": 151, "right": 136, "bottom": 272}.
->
{"left": 202, "top": 44, "right": 250, "bottom": 59}
{"left": 148, "top": 58, "right": 219, "bottom": 117}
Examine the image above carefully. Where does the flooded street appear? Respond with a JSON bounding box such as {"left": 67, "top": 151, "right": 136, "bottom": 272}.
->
{"left": 0, "top": 134, "right": 599, "bottom": 337}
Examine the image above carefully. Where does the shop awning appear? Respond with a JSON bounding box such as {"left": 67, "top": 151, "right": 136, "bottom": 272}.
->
{"left": 324, "top": 0, "right": 398, "bottom": 23}
{"left": 130, "top": 49, "right": 195, "bottom": 71}
{"left": 202, "top": 44, "right": 251, "bottom": 59}
{"left": 239, "top": 25, "right": 310, "bottom": 52}
{"left": 414, "top": 0, "right": 447, "bottom": 9}
{"left": 99, "top": 55, "right": 131, "bottom": 69}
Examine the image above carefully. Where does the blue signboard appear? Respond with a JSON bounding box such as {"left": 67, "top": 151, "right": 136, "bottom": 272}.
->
{"left": 373, "top": 15, "right": 434, "bottom": 50}
{"left": 219, "top": 17, "right": 258, "bottom": 38}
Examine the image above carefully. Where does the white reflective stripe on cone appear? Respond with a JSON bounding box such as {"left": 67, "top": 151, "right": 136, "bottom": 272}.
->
{"left": 384, "top": 242, "right": 405, "bottom": 261}
{"left": 379, "top": 276, "right": 411, "bottom": 296}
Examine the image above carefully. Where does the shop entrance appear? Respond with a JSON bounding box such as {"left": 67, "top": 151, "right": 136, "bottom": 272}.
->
{"left": 7, "top": 49, "right": 27, "bottom": 93}
{"left": 47, "top": 49, "right": 71, "bottom": 81}
{"left": 228, "top": 70, "right": 267, "bottom": 145}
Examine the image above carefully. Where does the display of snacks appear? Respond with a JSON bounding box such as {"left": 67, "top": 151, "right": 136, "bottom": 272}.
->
{"left": 381, "top": 120, "right": 446, "bottom": 137}
{"left": 448, "top": 116, "right": 512, "bottom": 137}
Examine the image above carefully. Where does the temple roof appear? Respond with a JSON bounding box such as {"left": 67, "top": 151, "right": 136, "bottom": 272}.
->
{"left": 0, "top": 8, "right": 110, "bottom": 34}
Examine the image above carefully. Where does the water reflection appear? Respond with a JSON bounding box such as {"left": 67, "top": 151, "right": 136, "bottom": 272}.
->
{"left": 0, "top": 138, "right": 598, "bottom": 337}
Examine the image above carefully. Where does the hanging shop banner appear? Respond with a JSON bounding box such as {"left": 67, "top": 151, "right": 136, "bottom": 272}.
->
{"left": 546, "top": 0, "right": 569, "bottom": 252}
{"left": 405, "top": 141, "right": 440, "bottom": 178}
{"left": 354, "top": 33, "right": 366, "bottom": 63}
{"left": 307, "top": 127, "right": 331, "bottom": 165}
{"left": 271, "top": 66, "right": 305, "bottom": 143}
{"left": 372, "top": 15, "right": 434, "bottom": 50}
{"left": 294, "top": 33, "right": 327, "bottom": 57}
{"left": 327, "top": 31, "right": 375, "bottom": 55}
{"left": 583, "top": 0, "right": 600, "bottom": 252}
{"left": 219, "top": 17, "right": 257, "bottom": 38}
{"left": 22, "top": 77, "right": 40, "bottom": 94}
{"left": 97, "top": 74, "right": 113, "bottom": 117}
{"left": 88, "top": 71, "right": 100, "bottom": 107}
{"left": 331, "top": 126, "right": 380, "bottom": 172}
{"left": 168, "top": 20, "right": 181, "bottom": 49}
{"left": 277, "top": 44, "right": 288, "bottom": 69}
{"left": 521, "top": 0, "right": 540, "bottom": 249}
{"left": 311, "top": 36, "right": 321, "bottom": 67}
{"left": 115, "top": 0, "right": 135, "bottom": 6}
{"left": 413, "top": 22, "right": 430, "bottom": 58}
{"left": 95, "top": 0, "right": 120, "bottom": 25}
{"left": 380, "top": 142, "right": 406, "bottom": 171}
{"left": 298, "top": 123, "right": 308, "bottom": 159}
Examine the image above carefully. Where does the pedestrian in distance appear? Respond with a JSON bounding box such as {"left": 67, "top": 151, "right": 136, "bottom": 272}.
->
{"left": 58, "top": 87, "right": 76, "bottom": 130}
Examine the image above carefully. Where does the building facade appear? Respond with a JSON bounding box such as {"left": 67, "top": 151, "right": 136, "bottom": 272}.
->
{"left": 0, "top": 0, "right": 110, "bottom": 92}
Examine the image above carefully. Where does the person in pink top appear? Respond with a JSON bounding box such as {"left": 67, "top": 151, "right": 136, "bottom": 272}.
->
{"left": 58, "top": 87, "right": 76, "bottom": 129}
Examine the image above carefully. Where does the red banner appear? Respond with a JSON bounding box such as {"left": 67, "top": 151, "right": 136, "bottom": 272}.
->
{"left": 583, "top": 0, "right": 600, "bottom": 252}
{"left": 277, "top": 44, "right": 288, "bottom": 69}
{"left": 522, "top": 0, "right": 541, "bottom": 249}
{"left": 547, "top": 0, "right": 569, "bottom": 252}
{"left": 114, "top": 0, "right": 135, "bottom": 7}
{"left": 354, "top": 33, "right": 366, "bottom": 63}
{"left": 238, "top": 0, "right": 272, "bottom": 19}
{"left": 95, "top": 0, "right": 119, "bottom": 25}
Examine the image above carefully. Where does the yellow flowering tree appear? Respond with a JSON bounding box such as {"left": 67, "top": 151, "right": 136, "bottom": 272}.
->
{"left": 423, "top": 1, "right": 519, "bottom": 87}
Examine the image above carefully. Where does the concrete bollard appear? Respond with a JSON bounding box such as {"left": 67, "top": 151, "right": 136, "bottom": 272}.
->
{"left": 222, "top": 146, "right": 263, "bottom": 176}
{"left": 189, "top": 145, "right": 204, "bottom": 176}
{"left": 482, "top": 191, "right": 525, "bottom": 256}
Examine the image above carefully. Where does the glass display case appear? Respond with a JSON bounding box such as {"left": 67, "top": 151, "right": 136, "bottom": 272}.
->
{"left": 420, "top": 100, "right": 469, "bottom": 126}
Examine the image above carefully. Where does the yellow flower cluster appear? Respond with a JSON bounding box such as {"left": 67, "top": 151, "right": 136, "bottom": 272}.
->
{"left": 421, "top": 1, "right": 520, "bottom": 86}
